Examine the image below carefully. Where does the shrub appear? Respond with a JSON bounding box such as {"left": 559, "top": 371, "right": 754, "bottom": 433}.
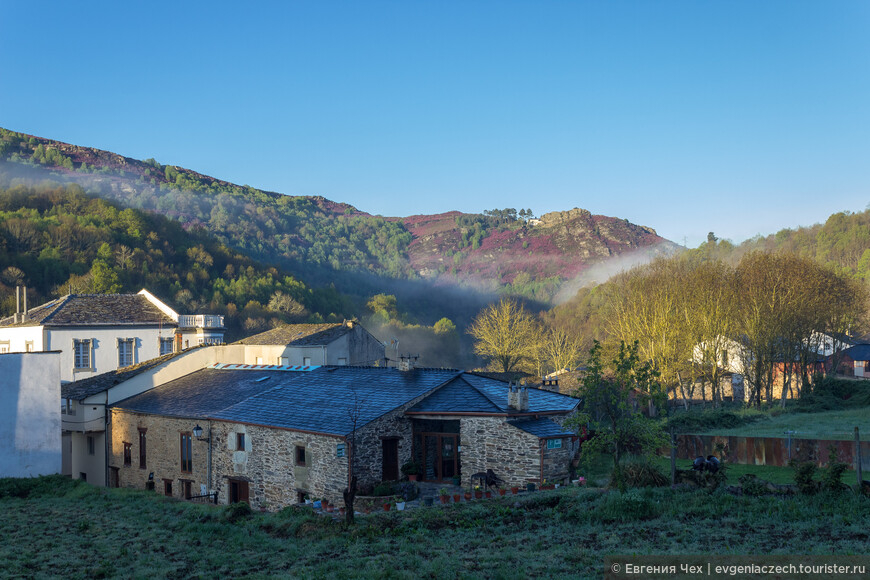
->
{"left": 223, "top": 501, "right": 253, "bottom": 523}
{"left": 615, "top": 459, "right": 668, "bottom": 488}
{"left": 790, "top": 460, "right": 819, "bottom": 495}
{"left": 820, "top": 445, "right": 849, "bottom": 493}
{"left": 0, "top": 475, "right": 82, "bottom": 499}
{"left": 738, "top": 474, "right": 768, "bottom": 497}
{"left": 372, "top": 482, "right": 394, "bottom": 497}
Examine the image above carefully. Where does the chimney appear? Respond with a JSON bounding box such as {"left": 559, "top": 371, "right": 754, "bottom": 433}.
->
{"left": 397, "top": 354, "right": 418, "bottom": 372}
{"left": 508, "top": 381, "right": 529, "bottom": 412}
{"left": 22, "top": 285, "right": 27, "bottom": 321}
{"left": 14, "top": 286, "right": 20, "bottom": 323}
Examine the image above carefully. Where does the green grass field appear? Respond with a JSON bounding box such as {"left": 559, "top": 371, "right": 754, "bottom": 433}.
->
{"left": 4, "top": 476, "right": 869, "bottom": 579}
{"left": 697, "top": 407, "right": 870, "bottom": 440}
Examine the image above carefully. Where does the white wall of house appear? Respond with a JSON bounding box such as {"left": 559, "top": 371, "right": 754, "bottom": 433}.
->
{"left": 0, "top": 351, "right": 61, "bottom": 477}
{"left": 0, "top": 325, "right": 45, "bottom": 353}
{"left": 47, "top": 326, "right": 178, "bottom": 383}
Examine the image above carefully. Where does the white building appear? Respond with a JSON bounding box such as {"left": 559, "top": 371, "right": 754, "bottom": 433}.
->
{"left": 0, "top": 351, "right": 61, "bottom": 477}
{"left": 233, "top": 320, "right": 385, "bottom": 366}
{"left": 0, "top": 288, "right": 225, "bottom": 384}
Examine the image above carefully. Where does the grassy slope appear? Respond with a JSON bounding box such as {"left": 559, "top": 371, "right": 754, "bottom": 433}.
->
{"left": 697, "top": 407, "right": 870, "bottom": 441}
{"left": 3, "top": 477, "right": 870, "bottom": 579}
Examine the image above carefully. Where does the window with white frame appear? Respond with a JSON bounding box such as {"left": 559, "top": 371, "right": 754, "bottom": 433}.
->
{"left": 118, "top": 338, "right": 134, "bottom": 367}
{"left": 0, "top": 341, "right": 9, "bottom": 353}
{"left": 546, "top": 438, "right": 563, "bottom": 450}
{"left": 73, "top": 339, "right": 92, "bottom": 369}
{"left": 159, "top": 337, "right": 174, "bottom": 356}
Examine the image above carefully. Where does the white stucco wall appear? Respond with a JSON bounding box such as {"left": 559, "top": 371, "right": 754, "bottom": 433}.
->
{"left": 46, "top": 326, "right": 177, "bottom": 383}
{"left": 0, "top": 325, "right": 45, "bottom": 353}
{"left": 0, "top": 351, "right": 61, "bottom": 477}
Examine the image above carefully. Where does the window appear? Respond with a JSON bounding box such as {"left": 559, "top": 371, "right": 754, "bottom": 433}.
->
{"left": 87, "top": 436, "right": 95, "bottom": 456}
{"left": 25, "top": 341, "right": 34, "bottom": 352}
{"left": 138, "top": 428, "right": 147, "bottom": 469}
{"left": 123, "top": 442, "right": 132, "bottom": 466}
{"left": 163, "top": 479, "right": 173, "bottom": 497}
{"left": 159, "top": 337, "right": 174, "bottom": 355}
{"left": 295, "top": 446, "right": 306, "bottom": 467}
{"left": 278, "top": 357, "right": 289, "bottom": 366}
{"left": 0, "top": 341, "right": 9, "bottom": 354}
{"left": 180, "top": 433, "right": 192, "bottom": 473}
{"left": 236, "top": 433, "right": 245, "bottom": 452}
{"left": 303, "top": 357, "right": 312, "bottom": 366}
{"left": 255, "top": 357, "right": 263, "bottom": 364}
{"left": 73, "top": 339, "right": 91, "bottom": 369}
{"left": 118, "top": 338, "right": 134, "bottom": 367}
{"left": 546, "top": 439, "right": 563, "bottom": 450}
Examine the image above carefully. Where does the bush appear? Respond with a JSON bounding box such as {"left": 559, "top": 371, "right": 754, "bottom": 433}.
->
{"left": 615, "top": 459, "right": 668, "bottom": 488}
{"left": 372, "top": 482, "right": 394, "bottom": 497}
{"left": 820, "top": 445, "right": 849, "bottom": 493}
{"left": 738, "top": 474, "right": 768, "bottom": 497}
{"left": 665, "top": 408, "right": 759, "bottom": 433}
{"left": 790, "top": 460, "right": 819, "bottom": 495}
{"left": 223, "top": 501, "right": 253, "bottom": 523}
{"left": 0, "top": 475, "right": 82, "bottom": 499}
{"left": 797, "top": 376, "right": 870, "bottom": 412}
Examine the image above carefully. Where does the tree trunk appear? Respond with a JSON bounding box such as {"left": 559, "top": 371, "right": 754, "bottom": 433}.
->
{"left": 343, "top": 475, "right": 358, "bottom": 525}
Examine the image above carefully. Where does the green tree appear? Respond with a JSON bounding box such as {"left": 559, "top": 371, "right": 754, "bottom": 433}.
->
{"left": 90, "top": 260, "right": 121, "bottom": 293}
{"left": 567, "top": 340, "right": 668, "bottom": 491}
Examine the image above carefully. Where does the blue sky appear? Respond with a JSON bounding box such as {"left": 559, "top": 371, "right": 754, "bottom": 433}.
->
{"left": 2, "top": 1, "right": 868, "bottom": 246}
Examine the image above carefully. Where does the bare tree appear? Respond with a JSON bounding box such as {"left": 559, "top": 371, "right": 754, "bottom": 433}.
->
{"left": 343, "top": 388, "right": 363, "bottom": 525}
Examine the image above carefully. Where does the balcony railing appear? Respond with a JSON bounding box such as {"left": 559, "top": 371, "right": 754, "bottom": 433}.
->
{"left": 177, "top": 314, "right": 225, "bottom": 329}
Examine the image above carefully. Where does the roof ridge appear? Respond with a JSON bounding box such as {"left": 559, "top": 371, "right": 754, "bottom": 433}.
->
{"left": 465, "top": 375, "right": 509, "bottom": 411}
{"left": 39, "top": 294, "right": 73, "bottom": 323}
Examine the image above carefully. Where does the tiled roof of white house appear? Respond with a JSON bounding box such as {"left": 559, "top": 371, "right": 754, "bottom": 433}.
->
{"left": 233, "top": 323, "right": 357, "bottom": 346}
{"left": 62, "top": 350, "right": 187, "bottom": 401}
{"left": 0, "top": 293, "right": 176, "bottom": 327}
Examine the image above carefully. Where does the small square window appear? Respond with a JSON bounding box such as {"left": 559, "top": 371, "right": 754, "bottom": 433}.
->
{"left": 236, "top": 433, "right": 245, "bottom": 451}
{"left": 546, "top": 439, "right": 563, "bottom": 450}
{"left": 295, "top": 446, "right": 306, "bottom": 467}
{"left": 123, "top": 442, "right": 132, "bottom": 466}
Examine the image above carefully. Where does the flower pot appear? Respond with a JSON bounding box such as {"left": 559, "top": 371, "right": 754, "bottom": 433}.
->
{"left": 498, "top": 489, "right": 506, "bottom": 496}
{"left": 383, "top": 503, "right": 391, "bottom": 512}
{"left": 440, "top": 495, "right": 450, "bottom": 504}
{"left": 485, "top": 491, "right": 492, "bottom": 499}
{"left": 474, "top": 491, "right": 483, "bottom": 499}
{"left": 453, "top": 494, "right": 461, "bottom": 503}
{"left": 464, "top": 492, "right": 472, "bottom": 501}
{"left": 511, "top": 487, "right": 519, "bottom": 495}
{"left": 408, "top": 474, "right": 418, "bottom": 482}
{"left": 396, "top": 502, "right": 406, "bottom": 511}
{"left": 338, "top": 507, "right": 346, "bottom": 515}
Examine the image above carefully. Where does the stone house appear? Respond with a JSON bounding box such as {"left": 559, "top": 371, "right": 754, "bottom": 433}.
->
{"left": 0, "top": 288, "right": 225, "bottom": 383}
{"left": 107, "top": 365, "right": 580, "bottom": 509}
{"left": 233, "top": 320, "right": 384, "bottom": 367}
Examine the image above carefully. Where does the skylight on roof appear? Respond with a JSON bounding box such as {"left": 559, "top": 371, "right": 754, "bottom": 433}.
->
{"left": 255, "top": 376, "right": 270, "bottom": 382}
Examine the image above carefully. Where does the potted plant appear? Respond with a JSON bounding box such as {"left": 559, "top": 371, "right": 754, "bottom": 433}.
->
{"left": 383, "top": 501, "right": 391, "bottom": 512}
{"left": 395, "top": 495, "right": 406, "bottom": 511}
{"left": 474, "top": 485, "right": 483, "bottom": 499}
{"left": 321, "top": 498, "right": 330, "bottom": 510}
{"left": 498, "top": 485, "right": 507, "bottom": 496}
{"left": 510, "top": 486, "right": 519, "bottom": 495}
{"left": 401, "top": 460, "right": 421, "bottom": 482}
{"left": 439, "top": 488, "right": 450, "bottom": 504}
{"left": 453, "top": 493, "right": 461, "bottom": 503}
{"left": 485, "top": 490, "right": 492, "bottom": 499}
{"left": 464, "top": 490, "right": 472, "bottom": 501}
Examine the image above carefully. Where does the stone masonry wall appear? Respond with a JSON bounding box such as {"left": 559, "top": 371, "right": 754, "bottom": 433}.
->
{"left": 459, "top": 417, "right": 541, "bottom": 487}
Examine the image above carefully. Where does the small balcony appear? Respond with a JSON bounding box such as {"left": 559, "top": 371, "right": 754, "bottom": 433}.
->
{"left": 177, "top": 314, "right": 225, "bottom": 329}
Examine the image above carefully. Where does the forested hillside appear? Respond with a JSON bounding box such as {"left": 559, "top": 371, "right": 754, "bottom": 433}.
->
{"left": 0, "top": 127, "right": 675, "bottom": 311}
{"left": 0, "top": 181, "right": 352, "bottom": 340}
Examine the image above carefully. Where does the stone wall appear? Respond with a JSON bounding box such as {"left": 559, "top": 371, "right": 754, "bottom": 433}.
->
{"left": 459, "top": 417, "right": 541, "bottom": 487}
{"left": 110, "top": 409, "right": 350, "bottom": 509}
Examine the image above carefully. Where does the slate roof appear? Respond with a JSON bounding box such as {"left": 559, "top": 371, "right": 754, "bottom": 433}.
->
{"left": 507, "top": 418, "right": 575, "bottom": 439}
{"left": 408, "top": 374, "right": 580, "bottom": 415}
{"left": 113, "top": 366, "right": 462, "bottom": 436}
{"left": 0, "top": 294, "right": 175, "bottom": 328}
{"left": 62, "top": 350, "right": 188, "bottom": 401}
{"left": 843, "top": 343, "right": 870, "bottom": 362}
{"left": 233, "top": 323, "right": 353, "bottom": 346}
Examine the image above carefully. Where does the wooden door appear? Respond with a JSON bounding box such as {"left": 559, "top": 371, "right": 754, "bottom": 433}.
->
{"left": 230, "top": 480, "right": 249, "bottom": 504}
{"left": 382, "top": 439, "right": 399, "bottom": 481}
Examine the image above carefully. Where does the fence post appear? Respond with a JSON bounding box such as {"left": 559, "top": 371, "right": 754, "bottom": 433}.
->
{"left": 855, "top": 427, "right": 863, "bottom": 490}
{"left": 670, "top": 427, "right": 677, "bottom": 486}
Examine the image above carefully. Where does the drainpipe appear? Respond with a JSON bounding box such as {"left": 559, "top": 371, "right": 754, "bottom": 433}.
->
{"left": 104, "top": 391, "right": 110, "bottom": 487}
{"left": 539, "top": 439, "right": 545, "bottom": 484}
{"left": 207, "top": 419, "right": 213, "bottom": 495}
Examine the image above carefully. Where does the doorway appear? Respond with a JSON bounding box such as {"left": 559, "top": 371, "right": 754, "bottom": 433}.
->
{"left": 382, "top": 438, "right": 399, "bottom": 481}
{"left": 229, "top": 479, "right": 249, "bottom": 504}
{"left": 419, "top": 434, "right": 459, "bottom": 482}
